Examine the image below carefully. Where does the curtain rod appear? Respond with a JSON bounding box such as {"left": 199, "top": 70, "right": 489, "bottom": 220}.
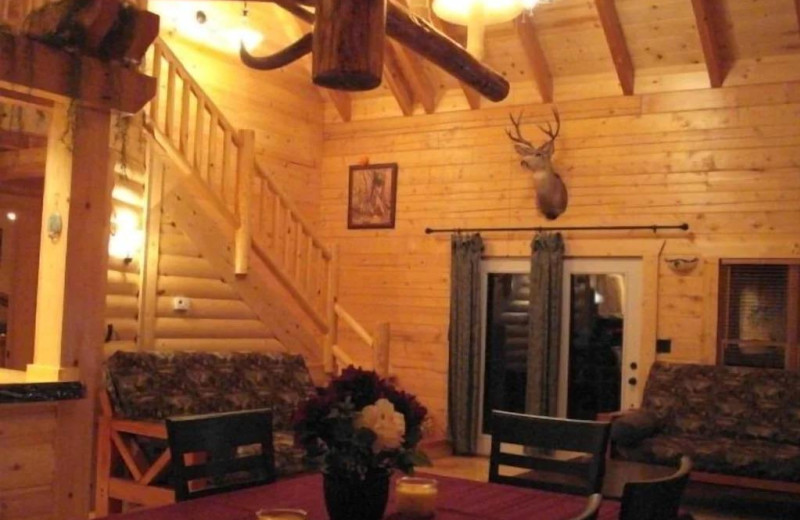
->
{"left": 424, "top": 223, "right": 690, "bottom": 235}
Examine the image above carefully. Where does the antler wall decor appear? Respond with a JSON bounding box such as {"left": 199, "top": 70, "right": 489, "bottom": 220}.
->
{"left": 240, "top": 0, "right": 510, "bottom": 102}
{"left": 506, "top": 108, "right": 568, "bottom": 220}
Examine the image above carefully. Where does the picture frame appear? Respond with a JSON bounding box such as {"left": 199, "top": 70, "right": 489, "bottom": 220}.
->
{"left": 347, "top": 163, "right": 398, "bottom": 229}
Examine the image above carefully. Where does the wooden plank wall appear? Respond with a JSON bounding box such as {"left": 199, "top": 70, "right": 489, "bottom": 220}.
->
{"left": 320, "top": 82, "right": 800, "bottom": 436}
{"left": 0, "top": 403, "right": 57, "bottom": 520}
{"left": 151, "top": 212, "right": 288, "bottom": 353}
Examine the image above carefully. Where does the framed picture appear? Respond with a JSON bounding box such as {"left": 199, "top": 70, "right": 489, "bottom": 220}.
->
{"left": 347, "top": 163, "right": 398, "bottom": 229}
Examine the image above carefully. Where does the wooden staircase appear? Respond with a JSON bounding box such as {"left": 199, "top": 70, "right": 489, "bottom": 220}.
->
{"left": 143, "top": 38, "right": 389, "bottom": 377}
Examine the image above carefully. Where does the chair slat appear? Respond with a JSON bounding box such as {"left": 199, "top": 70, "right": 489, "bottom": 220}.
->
{"left": 488, "top": 410, "right": 610, "bottom": 495}
{"left": 166, "top": 408, "right": 276, "bottom": 502}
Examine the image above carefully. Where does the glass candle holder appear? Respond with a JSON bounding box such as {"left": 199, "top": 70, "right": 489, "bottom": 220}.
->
{"left": 255, "top": 509, "right": 307, "bottom": 520}
{"left": 395, "top": 477, "right": 438, "bottom": 518}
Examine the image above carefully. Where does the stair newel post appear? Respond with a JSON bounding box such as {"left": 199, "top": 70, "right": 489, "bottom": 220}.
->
{"left": 373, "top": 322, "right": 390, "bottom": 378}
{"left": 235, "top": 129, "right": 255, "bottom": 276}
{"left": 323, "top": 244, "right": 339, "bottom": 375}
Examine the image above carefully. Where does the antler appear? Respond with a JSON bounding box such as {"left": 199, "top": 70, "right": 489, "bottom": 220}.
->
{"left": 505, "top": 112, "right": 534, "bottom": 148}
{"left": 537, "top": 107, "right": 561, "bottom": 142}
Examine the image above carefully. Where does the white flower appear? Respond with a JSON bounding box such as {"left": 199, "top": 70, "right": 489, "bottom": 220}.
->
{"left": 355, "top": 398, "right": 406, "bottom": 453}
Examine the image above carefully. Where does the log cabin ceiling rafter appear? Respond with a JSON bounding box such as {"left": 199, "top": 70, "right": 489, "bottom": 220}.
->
{"left": 594, "top": 0, "right": 634, "bottom": 96}
{"left": 795, "top": 0, "right": 800, "bottom": 33}
{"left": 383, "top": 42, "right": 416, "bottom": 116}
{"left": 515, "top": 13, "right": 553, "bottom": 104}
{"left": 690, "top": 0, "right": 730, "bottom": 88}
{"left": 426, "top": 5, "right": 481, "bottom": 110}
{"left": 391, "top": 0, "right": 438, "bottom": 114}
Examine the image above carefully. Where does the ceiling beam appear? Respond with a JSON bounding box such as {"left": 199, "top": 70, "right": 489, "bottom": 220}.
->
{"left": 383, "top": 43, "right": 415, "bottom": 116}
{"left": 0, "top": 34, "right": 156, "bottom": 114}
{"left": 515, "top": 14, "right": 553, "bottom": 104}
{"left": 795, "top": 0, "right": 800, "bottom": 34}
{"left": 594, "top": 0, "right": 634, "bottom": 95}
{"left": 272, "top": 7, "right": 353, "bottom": 122}
{"left": 427, "top": 7, "right": 481, "bottom": 110}
{"left": 690, "top": 0, "right": 729, "bottom": 88}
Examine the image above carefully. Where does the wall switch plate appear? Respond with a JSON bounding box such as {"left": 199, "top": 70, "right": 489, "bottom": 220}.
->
{"left": 172, "top": 297, "right": 191, "bottom": 312}
{"left": 656, "top": 338, "right": 672, "bottom": 354}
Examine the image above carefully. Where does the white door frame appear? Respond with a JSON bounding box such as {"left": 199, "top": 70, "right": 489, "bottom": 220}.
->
{"left": 557, "top": 258, "right": 643, "bottom": 417}
{"left": 476, "top": 256, "right": 647, "bottom": 455}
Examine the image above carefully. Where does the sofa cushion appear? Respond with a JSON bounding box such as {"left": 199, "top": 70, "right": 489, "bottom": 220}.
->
{"left": 105, "top": 351, "right": 316, "bottom": 430}
{"left": 641, "top": 362, "right": 800, "bottom": 445}
{"left": 610, "top": 410, "right": 660, "bottom": 447}
{"left": 617, "top": 434, "right": 800, "bottom": 483}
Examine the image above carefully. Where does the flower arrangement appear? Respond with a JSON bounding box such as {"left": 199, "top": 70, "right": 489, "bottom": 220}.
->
{"left": 293, "top": 366, "right": 431, "bottom": 479}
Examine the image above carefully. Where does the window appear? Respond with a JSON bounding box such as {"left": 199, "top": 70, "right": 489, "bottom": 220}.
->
{"left": 718, "top": 261, "right": 800, "bottom": 370}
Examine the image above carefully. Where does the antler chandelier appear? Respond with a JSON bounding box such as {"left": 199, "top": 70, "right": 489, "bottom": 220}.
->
{"left": 239, "top": 0, "right": 510, "bottom": 102}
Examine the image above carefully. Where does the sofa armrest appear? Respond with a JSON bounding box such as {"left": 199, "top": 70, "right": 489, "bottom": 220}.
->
{"left": 609, "top": 409, "right": 661, "bottom": 447}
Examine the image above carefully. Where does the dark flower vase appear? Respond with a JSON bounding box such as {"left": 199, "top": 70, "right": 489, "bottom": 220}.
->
{"left": 323, "top": 471, "right": 390, "bottom": 520}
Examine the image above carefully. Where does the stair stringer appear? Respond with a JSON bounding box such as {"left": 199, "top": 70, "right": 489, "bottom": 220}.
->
{"left": 156, "top": 141, "right": 322, "bottom": 365}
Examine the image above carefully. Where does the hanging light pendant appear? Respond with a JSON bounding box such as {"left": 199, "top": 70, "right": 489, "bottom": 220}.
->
{"left": 432, "top": 0, "right": 540, "bottom": 58}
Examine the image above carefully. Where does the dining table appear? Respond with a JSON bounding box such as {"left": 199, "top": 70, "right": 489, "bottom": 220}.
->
{"left": 98, "top": 472, "right": 621, "bottom": 520}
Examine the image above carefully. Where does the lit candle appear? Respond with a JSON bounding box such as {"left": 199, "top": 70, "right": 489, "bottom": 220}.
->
{"left": 255, "top": 509, "right": 307, "bottom": 520}
{"left": 395, "top": 477, "right": 438, "bottom": 518}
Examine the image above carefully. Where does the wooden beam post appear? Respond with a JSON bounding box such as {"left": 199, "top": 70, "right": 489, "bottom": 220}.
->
{"left": 595, "top": 0, "right": 634, "bottom": 95}
{"left": 690, "top": 0, "right": 729, "bottom": 88}
{"left": 137, "top": 146, "right": 164, "bottom": 350}
{"left": 515, "top": 14, "right": 553, "bottom": 104}
{"left": 235, "top": 129, "right": 255, "bottom": 275}
{"left": 373, "top": 322, "right": 390, "bottom": 378}
{"left": 323, "top": 244, "right": 339, "bottom": 375}
{"left": 31, "top": 101, "right": 115, "bottom": 518}
{"left": 795, "top": 0, "right": 800, "bottom": 34}
{"left": 312, "top": 0, "right": 386, "bottom": 90}
{"left": 383, "top": 43, "right": 415, "bottom": 116}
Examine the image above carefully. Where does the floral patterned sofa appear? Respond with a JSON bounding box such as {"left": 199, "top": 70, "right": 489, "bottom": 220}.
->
{"left": 96, "top": 350, "right": 316, "bottom": 514}
{"left": 608, "top": 361, "right": 800, "bottom": 492}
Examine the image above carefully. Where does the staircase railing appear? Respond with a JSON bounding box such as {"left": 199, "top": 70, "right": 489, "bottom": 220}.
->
{"left": 144, "top": 37, "right": 390, "bottom": 377}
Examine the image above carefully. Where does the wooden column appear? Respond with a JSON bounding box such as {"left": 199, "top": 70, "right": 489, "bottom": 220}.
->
{"left": 373, "top": 322, "right": 390, "bottom": 378}
{"left": 138, "top": 149, "right": 164, "bottom": 350}
{"left": 30, "top": 101, "right": 114, "bottom": 518}
{"left": 323, "top": 245, "right": 339, "bottom": 374}
{"left": 312, "top": 0, "right": 386, "bottom": 90}
{"left": 235, "top": 129, "right": 255, "bottom": 275}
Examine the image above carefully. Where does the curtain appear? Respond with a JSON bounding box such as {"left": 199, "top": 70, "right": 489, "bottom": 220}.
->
{"left": 525, "top": 232, "right": 564, "bottom": 417}
{"left": 447, "top": 233, "right": 484, "bottom": 455}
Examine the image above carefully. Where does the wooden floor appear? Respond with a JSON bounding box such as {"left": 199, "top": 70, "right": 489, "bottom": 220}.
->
{"left": 425, "top": 455, "right": 800, "bottom": 520}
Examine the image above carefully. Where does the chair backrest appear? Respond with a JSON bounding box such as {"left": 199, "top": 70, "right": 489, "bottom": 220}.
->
{"left": 619, "top": 456, "right": 692, "bottom": 520}
{"left": 489, "top": 410, "right": 611, "bottom": 495}
{"left": 572, "top": 493, "right": 602, "bottom": 520}
{"left": 166, "top": 408, "right": 276, "bottom": 501}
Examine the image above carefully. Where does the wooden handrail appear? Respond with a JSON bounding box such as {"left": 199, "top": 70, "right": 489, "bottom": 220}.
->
{"left": 335, "top": 303, "right": 374, "bottom": 347}
{"left": 331, "top": 345, "right": 355, "bottom": 369}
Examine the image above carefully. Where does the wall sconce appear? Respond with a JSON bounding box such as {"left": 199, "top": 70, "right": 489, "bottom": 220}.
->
{"left": 109, "top": 209, "right": 143, "bottom": 265}
{"left": 664, "top": 256, "right": 699, "bottom": 275}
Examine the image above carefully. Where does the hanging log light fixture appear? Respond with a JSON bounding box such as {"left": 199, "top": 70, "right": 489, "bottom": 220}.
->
{"left": 240, "top": 0, "right": 510, "bottom": 102}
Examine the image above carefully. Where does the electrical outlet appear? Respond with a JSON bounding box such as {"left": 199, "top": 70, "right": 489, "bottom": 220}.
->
{"left": 172, "top": 297, "right": 191, "bottom": 312}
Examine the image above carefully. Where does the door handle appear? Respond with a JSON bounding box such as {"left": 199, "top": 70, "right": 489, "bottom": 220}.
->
{"left": 628, "top": 377, "right": 638, "bottom": 386}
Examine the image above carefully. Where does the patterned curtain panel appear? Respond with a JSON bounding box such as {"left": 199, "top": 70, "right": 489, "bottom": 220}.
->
{"left": 525, "top": 232, "right": 565, "bottom": 417}
{"left": 447, "top": 233, "right": 484, "bottom": 455}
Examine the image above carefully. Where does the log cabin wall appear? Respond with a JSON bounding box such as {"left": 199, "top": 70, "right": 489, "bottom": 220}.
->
{"left": 319, "top": 82, "right": 800, "bottom": 437}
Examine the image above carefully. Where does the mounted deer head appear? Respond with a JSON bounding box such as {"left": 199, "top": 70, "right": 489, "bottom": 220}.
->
{"left": 506, "top": 108, "right": 568, "bottom": 220}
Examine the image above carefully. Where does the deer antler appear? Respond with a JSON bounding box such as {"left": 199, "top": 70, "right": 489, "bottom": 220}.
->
{"left": 505, "top": 112, "right": 534, "bottom": 148}
{"left": 537, "top": 107, "right": 561, "bottom": 142}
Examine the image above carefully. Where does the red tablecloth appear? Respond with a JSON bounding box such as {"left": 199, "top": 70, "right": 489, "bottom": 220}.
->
{"left": 101, "top": 473, "right": 620, "bottom": 520}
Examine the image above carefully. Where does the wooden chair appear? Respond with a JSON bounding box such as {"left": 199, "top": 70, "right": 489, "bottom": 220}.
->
{"left": 619, "top": 456, "right": 693, "bottom": 520}
{"left": 166, "top": 408, "right": 276, "bottom": 501}
{"left": 489, "top": 410, "right": 611, "bottom": 495}
{"left": 572, "top": 493, "right": 603, "bottom": 520}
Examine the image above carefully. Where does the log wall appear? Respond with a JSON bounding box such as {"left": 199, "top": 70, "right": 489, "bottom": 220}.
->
{"left": 319, "top": 82, "right": 800, "bottom": 436}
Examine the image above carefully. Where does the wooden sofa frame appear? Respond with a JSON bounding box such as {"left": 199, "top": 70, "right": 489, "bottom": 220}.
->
{"left": 95, "top": 391, "right": 175, "bottom": 516}
{"left": 598, "top": 411, "right": 800, "bottom": 495}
